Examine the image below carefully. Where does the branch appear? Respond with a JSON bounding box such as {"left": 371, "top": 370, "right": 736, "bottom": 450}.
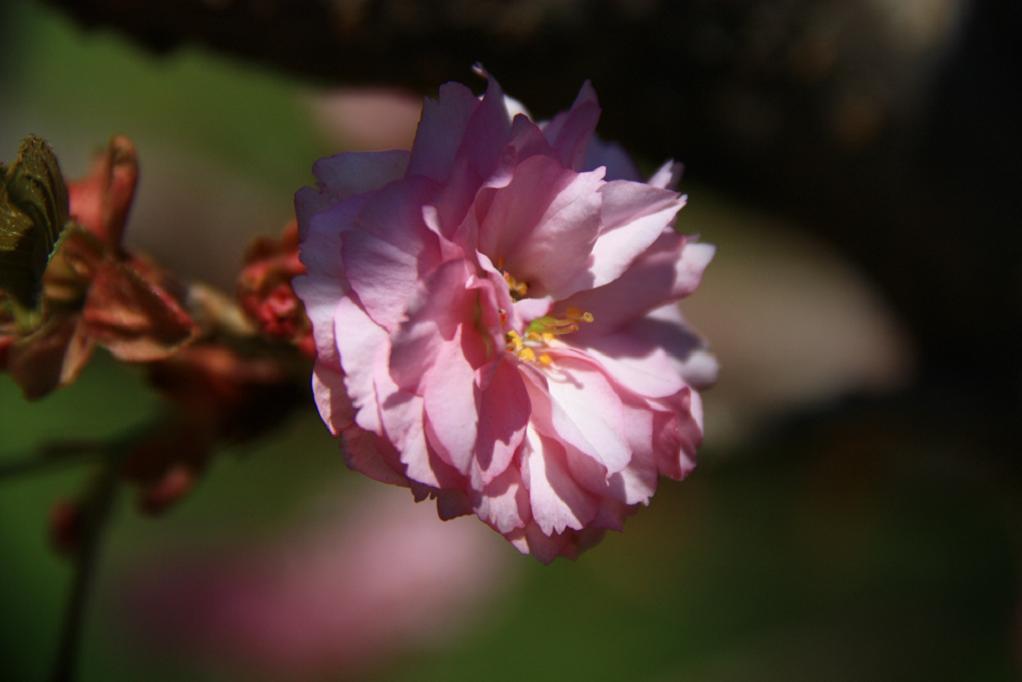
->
{"left": 46, "top": 422, "right": 158, "bottom": 682}
{"left": 49, "top": 449, "right": 119, "bottom": 682}
{"left": 0, "top": 441, "right": 108, "bottom": 479}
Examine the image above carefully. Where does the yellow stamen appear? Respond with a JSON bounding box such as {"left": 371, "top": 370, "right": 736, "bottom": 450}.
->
{"left": 502, "top": 271, "right": 529, "bottom": 300}
{"left": 566, "top": 307, "right": 595, "bottom": 323}
{"left": 505, "top": 308, "right": 593, "bottom": 367}
{"left": 525, "top": 308, "right": 595, "bottom": 339}
{"left": 506, "top": 330, "right": 524, "bottom": 352}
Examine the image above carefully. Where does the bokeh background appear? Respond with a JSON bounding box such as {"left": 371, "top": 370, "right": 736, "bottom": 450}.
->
{"left": 1, "top": 1, "right": 1019, "bottom": 680}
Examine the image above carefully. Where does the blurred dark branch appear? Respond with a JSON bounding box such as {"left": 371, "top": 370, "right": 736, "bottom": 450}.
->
{"left": 49, "top": 448, "right": 120, "bottom": 682}
{"left": 0, "top": 440, "right": 108, "bottom": 479}
{"left": 42, "top": 1, "right": 1022, "bottom": 407}
{"left": 45, "top": 421, "right": 164, "bottom": 681}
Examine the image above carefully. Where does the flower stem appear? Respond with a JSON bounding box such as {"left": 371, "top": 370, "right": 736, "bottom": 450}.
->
{"left": 49, "top": 451, "right": 120, "bottom": 682}
{"left": 46, "top": 419, "right": 164, "bottom": 682}
{"left": 0, "top": 441, "right": 107, "bottom": 480}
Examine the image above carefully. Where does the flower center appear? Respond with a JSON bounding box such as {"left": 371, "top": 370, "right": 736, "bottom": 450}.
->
{"left": 503, "top": 271, "right": 528, "bottom": 300}
{"left": 505, "top": 307, "right": 594, "bottom": 366}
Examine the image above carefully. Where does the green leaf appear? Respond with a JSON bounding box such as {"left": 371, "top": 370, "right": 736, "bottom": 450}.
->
{"left": 0, "top": 136, "right": 71, "bottom": 311}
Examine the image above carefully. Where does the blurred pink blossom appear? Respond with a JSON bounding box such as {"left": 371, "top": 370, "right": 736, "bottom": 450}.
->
{"left": 295, "top": 74, "right": 715, "bottom": 561}
{"left": 309, "top": 88, "right": 422, "bottom": 151}
{"left": 122, "top": 485, "right": 511, "bottom": 679}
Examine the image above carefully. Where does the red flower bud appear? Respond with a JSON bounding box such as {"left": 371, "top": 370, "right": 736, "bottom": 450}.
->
{"left": 68, "top": 136, "right": 139, "bottom": 248}
{"left": 237, "top": 220, "right": 313, "bottom": 356}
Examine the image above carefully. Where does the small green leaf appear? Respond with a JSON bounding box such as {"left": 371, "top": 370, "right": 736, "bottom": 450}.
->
{"left": 0, "top": 136, "right": 71, "bottom": 310}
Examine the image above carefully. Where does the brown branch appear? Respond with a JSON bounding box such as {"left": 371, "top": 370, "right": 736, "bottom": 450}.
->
{"left": 49, "top": 449, "right": 120, "bottom": 682}
{"left": 46, "top": 421, "right": 164, "bottom": 681}
{"left": 0, "top": 440, "right": 108, "bottom": 479}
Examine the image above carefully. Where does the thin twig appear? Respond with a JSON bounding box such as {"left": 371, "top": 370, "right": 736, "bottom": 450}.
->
{"left": 48, "top": 423, "right": 156, "bottom": 682}
{"left": 0, "top": 441, "right": 108, "bottom": 480}
{"left": 49, "top": 452, "right": 119, "bottom": 682}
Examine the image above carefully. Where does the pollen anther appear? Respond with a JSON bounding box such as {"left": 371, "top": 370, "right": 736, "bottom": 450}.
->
{"left": 506, "top": 308, "right": 594, "bottom": 367}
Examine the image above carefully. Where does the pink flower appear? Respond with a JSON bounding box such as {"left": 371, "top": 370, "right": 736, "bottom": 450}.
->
{"left": 121, "top": 485, "right": 511, "bottom": 678}
{"left": 294, "top": 74, "right": 716, "bottom": 561}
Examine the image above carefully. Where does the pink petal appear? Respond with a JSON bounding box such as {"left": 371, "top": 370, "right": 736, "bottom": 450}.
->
{"left": 333, "top": 297, "right": 388, "bottom": 436}
{"left": 312, "top": 150, "right": 410, "bottom": 199}
{"left": 586, "top": 180, "right": 686, "bottom": 289}
{"left": 564, "top": 233, "right": 715, "bottom": 334}
{"left": 542, "top": 81, "right": 601, "bottom": 169}
{"left": 649, "top": 160, "right": 684, "bottom": 190}
{"left": 311, "top": 363, "right": 353, "bottom": 436}
{"left": 531, "top": 383, "right": 658, "bottom": 509}
{"left": 407, "top": 82, "right": 479, "bottom": 182}
{"left": 508, "top": 168, "right": 605, "bottom": 299}
{"left": 639, "top": 304, "right": 719, "bottom": 389}
{"left": 499, "top": 115, "right": 556, "bottom": 183}
{"left": 473, "top": 358, "right": 530, "bottom": 487}
{"left": 606, "top": 456, "right": 658, "bottom": 507}
{"left": 509, "top": 523, "right": 575, "bottom": 564}
{"left": 524, "top": 358, "right": 631, "bottom": 475}
{"left": 341, "top": 426, "right": 407, "bottom": 486}
{"left": 380, "top": 389, "right": 444, "bottom": 489}
{"left": 341, "top": 179, "right": 441, "bottom": 331}
{"left": 523, "top": 426, "right": 597, "bottom": 536}
{"left": 475, "top": 465, "right": 529, "bottom": 534}
{"left": 388, "top": 259, "right": 483, "bottom": 391}
{"left": 422, "top": 325, "right": 480, "bottom": 475}
{"left": 295, "top": 150, "right": 405, "bottom": 230}
{"left": 576, "top": 334, "right": 686, "bottom": 398}
{"left": 479, "top": 156, "right": 604, "bottom": 300}
{"left": 293, "top": 198, "right": 363, "bottom": 365}
{"left": 651, "top": 387, "right": 703, "bottom": 480}
{"left": 459, "top": 77, "right": 514, "bottom": 181}
{"left": 582, "top": 136, "right": 641, "bottom": 181}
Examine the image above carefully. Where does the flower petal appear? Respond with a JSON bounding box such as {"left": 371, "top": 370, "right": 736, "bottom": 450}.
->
{"left": 312, "top": 150, "right": 409, "bottom": 199}
{"left": 650, "top": 387, "right": 703, "bottom": 480}
{"left": 407, "top": 82, "right": 479, "bottom": 182}
{"left": 341, "top": 180, "right": 441, "bottom": 331}
{"left": 586, "top": 180, "right": 686, "bottom": 289}
{"left": 542, "top": 81, "right": 601, "bottom": 169}
{"left": 311, "top": 362, "right": 353, "bottom": 436}
{"left": 473, "top": 358, "right": 530, "bottom": 487}
{"left": 565, "top": 233, "right": 714, "bottom": 334}
{"left": 524, "top": 426, "right": 597, "bottom": 536}
{"left": 524, "top": 358, "right": 631, "bottom": 475}
{"left": 577, "top": 334, "right": 686, "bottom": 399}
{"left": 333, "top": 297, "right": 388, "bottom": 436}
{"left": 582, "top": 136, "right": 640, "bottom": 181}
{"left": 637, "top": 304, "right": 719, "bottom": 389}
{"left": 294, "top": 198, "right": 364, "bottom": 365}
{"left": 479, "top": 156, "right": 604, "bottom": 299}
{"left": 340, "top": 426, "right": 407, "bottom": 486}
{"left": 422, "top": 325, "right": 479, "bottom": 475}
{"left": 475, "top": 465, "right": 529, "bottom": 534}
{"left": 648, "top": 160, "right": 683, "bottom": 190}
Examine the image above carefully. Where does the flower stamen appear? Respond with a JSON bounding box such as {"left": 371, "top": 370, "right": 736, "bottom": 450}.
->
{"left": 506, "top": 308, "right": 594, "bottom": 366}
{"left": 502, "top": 271, "right": 529, "bottom": 300}
{"left": 525, "top": 309, "right": 595, "bottom": 339}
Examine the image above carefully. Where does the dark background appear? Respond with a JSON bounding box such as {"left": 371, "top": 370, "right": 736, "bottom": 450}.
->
{"left": 1, "top": 1, "right": 1019, "bottom": 680}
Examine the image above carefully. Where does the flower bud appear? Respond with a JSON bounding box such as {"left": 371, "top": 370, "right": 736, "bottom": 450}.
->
{"left": 237, "top": 220, "right": 313, "bottom": 356}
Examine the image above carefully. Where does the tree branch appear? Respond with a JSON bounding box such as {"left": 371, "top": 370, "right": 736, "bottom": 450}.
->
{"left": 0, "top": 440, "right": 108, "bottom": 479}
{"left": 49, "top": 450, "right": 120, "bottom": 682}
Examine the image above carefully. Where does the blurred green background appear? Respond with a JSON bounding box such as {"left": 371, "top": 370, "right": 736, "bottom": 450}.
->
{"left": 1, "top": 2, "right": 1018, "bottom": 681}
